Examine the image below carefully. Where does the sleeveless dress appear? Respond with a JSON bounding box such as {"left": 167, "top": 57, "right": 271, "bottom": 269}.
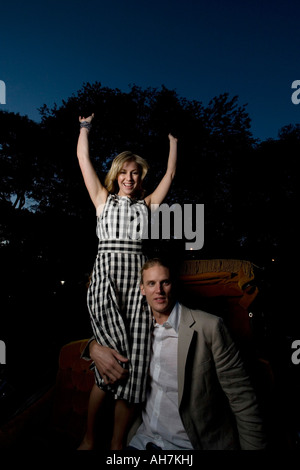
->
{"left": 87, "top": 194, "right": 152, "bottom": 403}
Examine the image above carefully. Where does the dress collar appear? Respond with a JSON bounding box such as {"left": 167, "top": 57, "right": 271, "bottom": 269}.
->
{"left": 111, "top": 193, "right": 145, "bottom": 206}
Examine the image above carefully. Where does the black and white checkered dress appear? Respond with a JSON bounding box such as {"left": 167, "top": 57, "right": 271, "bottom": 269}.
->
{"left": 87, "top": 194, "right": 152, "bottom": 403}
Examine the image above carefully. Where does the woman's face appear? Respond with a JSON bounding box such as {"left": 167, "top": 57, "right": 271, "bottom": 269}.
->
{"left": 117, "top": 161, "right": 141, "bottom": 197}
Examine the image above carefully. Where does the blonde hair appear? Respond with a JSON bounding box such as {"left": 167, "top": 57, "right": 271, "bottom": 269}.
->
{"left": 140, "top": 257, "right": 176, "bottom": 283}
{"left": 104, "top": 151, "right": 149, "bottom": 199}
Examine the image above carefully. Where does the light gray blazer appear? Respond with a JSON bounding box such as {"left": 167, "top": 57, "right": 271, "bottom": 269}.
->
{"left": 128, "top": 304, "right": 267, "bottom": 450}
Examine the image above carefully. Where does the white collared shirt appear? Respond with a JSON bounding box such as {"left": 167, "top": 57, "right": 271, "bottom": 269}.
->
{"left": 129, "top": 302, "right": 193, "bottom": 450}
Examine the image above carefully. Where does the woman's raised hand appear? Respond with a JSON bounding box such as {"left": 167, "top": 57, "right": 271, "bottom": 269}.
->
{"left": 79, "top": 113, "right": 94, "bottom": 124}
{"left": 168, "top": 133, "right": 178, "bottom": 143}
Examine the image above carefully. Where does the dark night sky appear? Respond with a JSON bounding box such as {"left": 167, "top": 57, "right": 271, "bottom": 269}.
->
{"left": 1, "top": 0, "right": 300, "bottom": 141}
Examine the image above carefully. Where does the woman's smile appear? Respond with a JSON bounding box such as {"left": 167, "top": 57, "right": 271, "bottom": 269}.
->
{"left": 117, "top": 161, "right": 141, "bottom": 197}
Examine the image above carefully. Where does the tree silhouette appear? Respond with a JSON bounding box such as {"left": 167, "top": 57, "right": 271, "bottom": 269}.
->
{"left": 0, "top": 83, "right": 297, "bottom": 265}
{"left": 0, "top": 111, "right": 42, "bottom": 210}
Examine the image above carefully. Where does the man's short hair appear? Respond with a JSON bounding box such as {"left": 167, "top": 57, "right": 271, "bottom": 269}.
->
{"left": 140, "top": 257, "right": 179, "bottom": 284}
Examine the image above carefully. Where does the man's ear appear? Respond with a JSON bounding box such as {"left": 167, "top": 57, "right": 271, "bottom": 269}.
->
{"left": 140, "top": 283, "right": 145, "bottom": 295}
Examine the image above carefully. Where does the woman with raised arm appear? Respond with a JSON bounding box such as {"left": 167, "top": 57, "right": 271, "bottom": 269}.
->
{"left": 76, "top": 113, "right": 177, "bottom": 450}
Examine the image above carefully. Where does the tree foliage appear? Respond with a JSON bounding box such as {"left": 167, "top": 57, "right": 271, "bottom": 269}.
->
{"left": 0, "top": 111, "right": 42, "bottom": 210}
{"left": 0, "top": 82, "right": 298, "bottom": 265}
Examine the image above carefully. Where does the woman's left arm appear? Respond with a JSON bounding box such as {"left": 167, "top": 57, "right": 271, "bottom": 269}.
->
{"left": 145, "top": 134, "right": 178, "bottom": 207}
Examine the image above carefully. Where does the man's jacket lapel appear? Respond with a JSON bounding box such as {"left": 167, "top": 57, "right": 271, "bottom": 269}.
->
{"left": 177, "top": 305, "right": 196, "bottom": 406}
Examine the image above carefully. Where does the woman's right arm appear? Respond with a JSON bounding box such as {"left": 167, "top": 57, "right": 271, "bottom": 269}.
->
{"left": 77, "top": 114, "right": 108, "bottom": 209}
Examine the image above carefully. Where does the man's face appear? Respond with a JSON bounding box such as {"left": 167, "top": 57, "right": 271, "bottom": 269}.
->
{"left": 140, "top": 264, "right": 175, "bottom": 318}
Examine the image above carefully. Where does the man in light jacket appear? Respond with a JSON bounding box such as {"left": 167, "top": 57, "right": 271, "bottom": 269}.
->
{"left": 88, "top": 258, "right": 267, "bottom": 450}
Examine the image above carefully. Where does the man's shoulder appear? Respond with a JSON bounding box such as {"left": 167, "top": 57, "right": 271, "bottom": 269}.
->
{"left": 180, "top": 305, "right": 228, "bottom": 343}
{"left": 180, "top": 303, "right": 223, "bottom": 325}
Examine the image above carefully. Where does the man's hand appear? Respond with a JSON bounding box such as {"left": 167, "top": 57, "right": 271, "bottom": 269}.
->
{"left": 89, "top": 340, "right": 129, "bottom": 385}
